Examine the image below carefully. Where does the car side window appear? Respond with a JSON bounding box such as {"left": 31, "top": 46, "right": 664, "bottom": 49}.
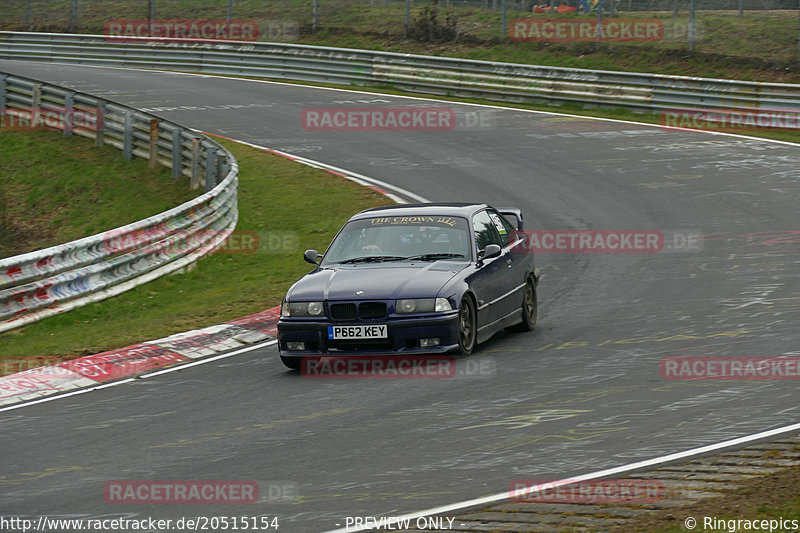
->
{"left": 488, "top": 210, "right": 516, "bottom": 247}
{"left": 472, "top": 211, "right": 502, "bottom": 252}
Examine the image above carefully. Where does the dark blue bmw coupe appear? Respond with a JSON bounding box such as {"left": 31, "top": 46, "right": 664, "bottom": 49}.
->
{"left": 277, "top": 203, "right": 538, "bottom": 370}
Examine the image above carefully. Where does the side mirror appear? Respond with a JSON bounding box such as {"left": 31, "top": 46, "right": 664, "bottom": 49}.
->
{"left": 303, "top": 249, "right": 321, "bottom": 265}
{"left": 480, "top": 244, "right": 502, "bottom": 260}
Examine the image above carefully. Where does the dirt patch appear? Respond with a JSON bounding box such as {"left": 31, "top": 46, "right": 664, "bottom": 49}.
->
{"left": 0, "top": 183, "right": 61, "bottom": 257}
{"left": 0, "top": 353, "right": 83, "bottom": 376}
{"left": 607, "top": 463, "right": 800, "bottom": 532}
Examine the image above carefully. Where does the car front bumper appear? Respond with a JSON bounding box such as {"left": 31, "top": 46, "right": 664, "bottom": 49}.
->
{"left": 277, "top": 311, "right": 460, "bottom": 356}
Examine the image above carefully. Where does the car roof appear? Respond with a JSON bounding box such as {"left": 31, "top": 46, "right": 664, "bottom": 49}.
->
{"left": 351, "top": 203, "right": 489, "bottom": 220}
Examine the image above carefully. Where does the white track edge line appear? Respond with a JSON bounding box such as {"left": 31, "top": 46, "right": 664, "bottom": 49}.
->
{"left": 0, "top": 340, "right": 277, "bottom": 414}
{"left": 216, "top": 137, "right": 429, "bottom": 204}
{"left": 6, "top": 63, "right": 800, "bottom": 528}
{"left": 41, "top": 63, "right": 800, "bottom": 148}
{"left": 323, "top": 420, "right": 800, "bottom": 532}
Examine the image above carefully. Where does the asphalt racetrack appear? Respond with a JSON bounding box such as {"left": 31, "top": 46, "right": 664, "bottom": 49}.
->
{"left": 1, "top": 61, "right": 799, "bottom": 532}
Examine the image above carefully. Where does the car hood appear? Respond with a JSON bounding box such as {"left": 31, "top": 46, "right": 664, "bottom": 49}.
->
{"left": 287, "top": 262, "right": 467, "bottom": 301}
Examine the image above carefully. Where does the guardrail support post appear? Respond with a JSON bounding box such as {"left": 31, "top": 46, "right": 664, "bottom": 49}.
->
{"left": 32, "top": 83, "right": 42, "bottom": 128}
{"left": 69, "top": 0, "right": 78, "bottom": 32}
{"left": 220, "top": 155, "right": 230, "bottom": 180}
{"left": 501, "top": 0, "right": 507, "bottom": 40}
{"left": 0, "top": 74, "right": 7, "bottom": 117}
{"left": 148, "top": 0, "right": 156, "bottom": 35}
{"left": 404, "top": 0, "right": 410, "bottom": 39}
{"left": 95, "top": 101, "right": 106, "bottom": 147}
{"left": 596, "top": 0, "right": 603, "bottom": 44}
{"left": 797, "top": 3, "right": 800, "bottom": 64}
{"left": 63, "top": 92, "right": 74, "bottom": 137}
{"left": 172, "top": 129, "right": 183, "bottom": 179}
{"left": 190, "top": 137, "right": 202, "bottom": 190}
{"left": 205, "top": 145, "right": 218, "bottom": 192}
{"left": 149, "top": 119, "right": 159, "bottom": 169}
{"left": 123, "top": 110, "right": 133, "bottom": 160}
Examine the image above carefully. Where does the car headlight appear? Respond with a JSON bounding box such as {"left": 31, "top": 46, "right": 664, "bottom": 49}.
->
{"left": 282, "top": 301, "right": 324, "bottom": 317}
{"left": 396, "top": 298, "right": 452, "bottom": 314}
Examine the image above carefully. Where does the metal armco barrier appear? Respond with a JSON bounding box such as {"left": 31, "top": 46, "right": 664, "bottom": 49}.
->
{"left": 0, "top": 70, "right": 238, "bottom": 333}
{"left": 1, "top": 31, "right": 800, "bottom": 112}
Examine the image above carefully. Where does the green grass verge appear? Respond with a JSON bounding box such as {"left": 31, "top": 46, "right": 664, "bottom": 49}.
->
{"left": 0, "top": 129, "right": 198, "bottom": 258}
{"left": 299, "top": 11, "right": 800, "bottom": 82}
{"left": 0, "top": 136, "right": 387, "bottom": 363}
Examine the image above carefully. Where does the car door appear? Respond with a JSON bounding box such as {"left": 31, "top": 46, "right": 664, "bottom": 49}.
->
{"left": 468, "top": 210, "right": 506, "bottom": 330}
{"left": 488, "top": 208, "right": 528, "bottom": 320}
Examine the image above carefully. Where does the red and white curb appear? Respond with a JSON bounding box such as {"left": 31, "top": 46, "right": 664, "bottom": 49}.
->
{"left": 0, "top": 306, "right": 280, "bottom": 407}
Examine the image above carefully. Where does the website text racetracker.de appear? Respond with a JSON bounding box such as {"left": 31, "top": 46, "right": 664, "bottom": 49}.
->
{"left": 510, "top": 18, "right": 664, "bottom": 42}
{"left": 103, "top": 19, "right": 259, "bottom": 41}
{"left": 661, "top": 357, "right": 800, "bottom": 380}
{"left": 0, "top": 516, "right": 279, "bottom": 532}
{"left": 511, "top": 230, "right": 703, "bottom": 254}
{"left": 661, "top": 108, "right": 800, "bottom": 132}
{"left": 302, "top": 107, "right": 455, "bottom": 131}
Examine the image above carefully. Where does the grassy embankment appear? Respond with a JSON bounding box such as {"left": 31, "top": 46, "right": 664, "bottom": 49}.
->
{"left": 2, "top": 0, "right": 800, "bottom": 82}
{"left": 0, "top": 130, "right": 386, "bottom": 364}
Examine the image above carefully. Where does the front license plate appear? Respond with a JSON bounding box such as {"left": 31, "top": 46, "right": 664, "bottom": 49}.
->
{"left": 328, "top": 325, "right": 388, "bottom": 340}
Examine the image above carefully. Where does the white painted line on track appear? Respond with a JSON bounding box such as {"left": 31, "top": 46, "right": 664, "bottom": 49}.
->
{"left": 0, "top": 340, "right": 277, "bottom": 414}
{"left": 205, "top": 135, "right": 429, "bottom": 204}
{"left": 324, "top": 420, "right": 800, "bottom": 532}
{"left": 141, "top": 339, "right": 277, "bottom": 378}
{"left": 5, "top": 63, "right": 799, "bottom": 531}
{"left": 42, "top": 62, "right": 800, "bottom": 148}
{"left": 178, "top": 70, "right": 800, "bottom": 147}
{"left": 266, "top": 148, "right": 429, "bottom": 205}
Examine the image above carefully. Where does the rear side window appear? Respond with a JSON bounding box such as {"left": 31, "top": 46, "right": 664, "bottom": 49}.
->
{"left": 472, "top": 211, "right": 502, "bottom": 251}
{"left": 488, "top": 210, "right": 516, "bottom": 247}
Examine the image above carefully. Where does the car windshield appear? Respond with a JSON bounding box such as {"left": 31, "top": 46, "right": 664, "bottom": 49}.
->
{"left": 321, "top": 215, "right": 471, "bottom": 266}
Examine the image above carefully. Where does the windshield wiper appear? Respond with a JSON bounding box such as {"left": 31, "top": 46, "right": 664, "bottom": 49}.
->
{"left": 337, "top": 255, "right": 407, "bottom": 264}
{"left": 402, "top": 253, "right": 466, "bottom": 261}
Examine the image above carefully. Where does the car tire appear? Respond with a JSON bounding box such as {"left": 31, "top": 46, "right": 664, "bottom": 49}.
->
{"left": 457, "top": 296, "right": 477, "bottom": 355}
{"left": 508, "top": 276, "right": 537, "bottom": 332}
